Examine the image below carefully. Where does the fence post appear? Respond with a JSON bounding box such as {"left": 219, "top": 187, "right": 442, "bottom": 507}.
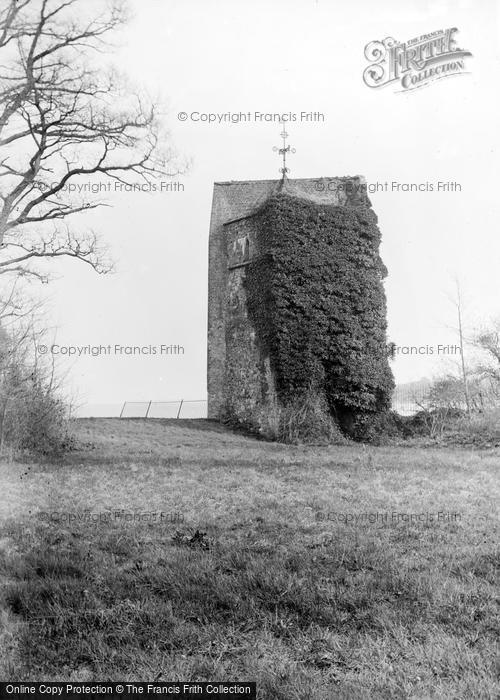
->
{"left": 145, "top": 400, "right": 152, "bottom": 418}
{"left": 119, "top": 401, "right": 126, "bottom": 418}
{"left": 176, "top": 399, "right": 184, "bottom": 419}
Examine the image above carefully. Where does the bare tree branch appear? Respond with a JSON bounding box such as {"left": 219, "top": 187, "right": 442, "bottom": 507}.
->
{"left": 0, "top": 0, "right": 182, "bottom": 279}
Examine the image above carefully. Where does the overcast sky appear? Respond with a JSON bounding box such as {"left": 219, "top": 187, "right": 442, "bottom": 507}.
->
{"left": 36, "top": 0, "right": 498, "bottom": 415}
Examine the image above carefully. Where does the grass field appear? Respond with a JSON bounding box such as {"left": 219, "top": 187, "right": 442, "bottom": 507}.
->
{"left": 0, "top": 418, "right": 499, "bottom": 699}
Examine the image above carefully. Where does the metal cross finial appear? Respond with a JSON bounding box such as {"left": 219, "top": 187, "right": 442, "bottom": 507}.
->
{"left": 273, "top": 126, "right": 295, "bottom": 178}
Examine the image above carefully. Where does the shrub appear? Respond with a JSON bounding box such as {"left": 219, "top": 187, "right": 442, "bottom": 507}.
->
{"left": 258, "top": 390, "right": 348, "bottom": 445}
{"left": 222, "top": 389, "right": 348, "bottom": 445}
{"left": 348, "top": 410, "right": 408, "bottom": 443}
{"left": 0, "top": 332, "right": 74, "bottom": 457}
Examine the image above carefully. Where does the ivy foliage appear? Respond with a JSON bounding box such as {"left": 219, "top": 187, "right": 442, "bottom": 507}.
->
{"left": 245, "top": 193, "right": 394, "bottom": 435}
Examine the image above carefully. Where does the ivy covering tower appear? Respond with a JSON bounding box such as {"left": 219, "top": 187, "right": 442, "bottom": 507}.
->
{"left": 207, "top": 135, "right": 393, "bottom": 439}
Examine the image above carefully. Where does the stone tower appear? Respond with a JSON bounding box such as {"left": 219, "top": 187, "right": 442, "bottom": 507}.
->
{"left": 207, "top": 175, "right": 374, "bottom": 421}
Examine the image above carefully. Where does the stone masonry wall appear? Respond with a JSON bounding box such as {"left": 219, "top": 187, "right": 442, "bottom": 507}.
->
{"left": 223, "top": 217, "right": 275, "bottom": 420}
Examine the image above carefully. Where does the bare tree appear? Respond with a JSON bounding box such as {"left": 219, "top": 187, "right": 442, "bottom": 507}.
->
{"left": 0, "top": 0, "right": 180, "bottom": 282}
{"left": 442, "top": 278, "right": 472, "bottom": 419}
{"left": 474, "top": 318, "right": 500, "bottom": 386}
{"left": 454, "top": 280, "right": 471, "bottom": 419}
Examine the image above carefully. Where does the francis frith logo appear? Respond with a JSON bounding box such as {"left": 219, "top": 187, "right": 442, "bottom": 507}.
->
{"left": 363, "top": 28, "right": 472, "bottom": 92}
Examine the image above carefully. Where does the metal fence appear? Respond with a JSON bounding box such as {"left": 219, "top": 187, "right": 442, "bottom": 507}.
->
{"left": 78, "top": 389, "right": 427, "bottom": 419}
{"left": 391, "top": 386, "right": 429, "bottom": 416}
{"left": 119, "top": 400, "right": 207, "bottom": 419}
